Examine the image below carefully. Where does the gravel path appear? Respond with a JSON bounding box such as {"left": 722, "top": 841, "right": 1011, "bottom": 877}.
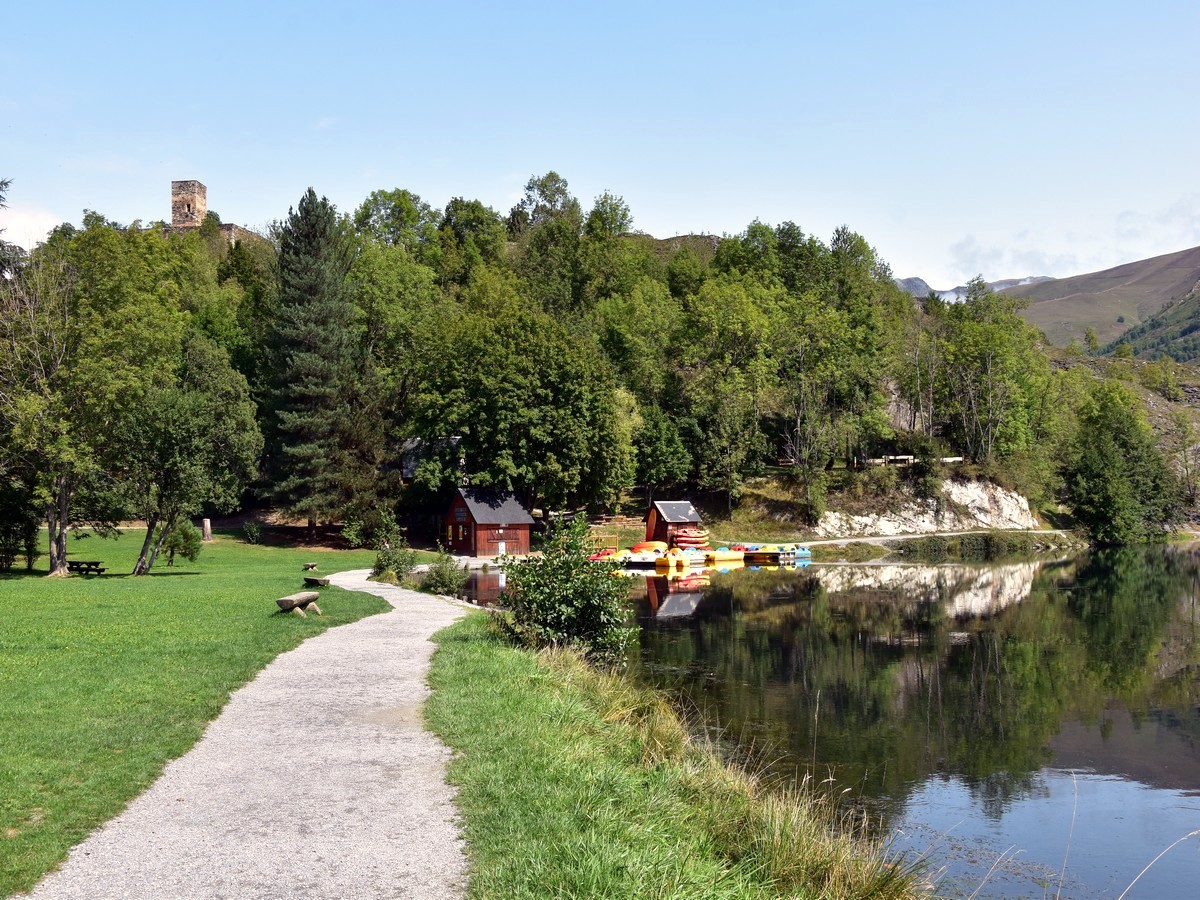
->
{"left": 26, "top": 571, "right": 470, "bottom": 900}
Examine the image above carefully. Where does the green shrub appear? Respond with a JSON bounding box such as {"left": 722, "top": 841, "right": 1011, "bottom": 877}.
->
{"left": 1139, "top": 358, "right": 1184, "bottom": 401}
{"left": 904, "top": 531, "right": 1038, "bottom": 562}
{"left": 956, "top": 532, "right": 986, "bottom": 560}
{"left": 998, "top": 533, "right": 1033, "bottom": 556}
{"left": 802, "top": 472, "right": 828, "bottom": 525}
{"left": 863, "top": 464, "right": 899, "bottom": 496}
{"left": 418, "top": 545, "right": 468, "bottom": 595}
{"left": 906, "top": 535, "right": 948, "bottom": 561}
{"left": 372, "top": 536, "right": 417, "bottom": 580}
{"left": 242, "top": 520, "right": 262, "bottom": 544}
{"left": 162, "top": 520, "right": 202, "bottom": 566}
{"left": 905, "top": 436, "right": 943, "bottom": 500}
{"left": 498, "top": 514, "right": 633, "bottom": 661}
{"left": 342, "top": 504, "right": 399, "bottom": 550}
{"left": 0, "top": 487, "right": 40, "bottom": 572}
{"left": 841, "top": 470, "right": 865, "bottom": 502}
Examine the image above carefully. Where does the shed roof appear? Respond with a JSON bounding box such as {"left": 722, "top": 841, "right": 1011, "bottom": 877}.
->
{"left": 646, "top": 500, "right": 702, "bottom": 524}
{"left": 457, "top": 487, "right": 534, "bottom": 525}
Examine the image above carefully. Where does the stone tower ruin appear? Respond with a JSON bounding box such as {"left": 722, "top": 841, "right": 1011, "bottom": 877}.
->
{"left": 171, "top": 180, "right": 207, "bottom": 228}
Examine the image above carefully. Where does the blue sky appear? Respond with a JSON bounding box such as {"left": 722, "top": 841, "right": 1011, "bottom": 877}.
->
{"left": 2, "top": 1, "right": 1197, "bottom": 287}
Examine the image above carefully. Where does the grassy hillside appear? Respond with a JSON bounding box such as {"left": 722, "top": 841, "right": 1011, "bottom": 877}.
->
{"left": 1105, "top": 281, "right": 1200, "bottom": 361}
{"left": 1048, "top": 348, "right": 1200, "bottom": 451}
{"left": 1007, "top": 245, "right": 1200, "bottom": 347}
{"left": 634, "top": 232, "right": 721, "bottom": 266}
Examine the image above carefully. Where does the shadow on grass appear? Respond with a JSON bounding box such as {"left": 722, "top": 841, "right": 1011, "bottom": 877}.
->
{"left": 1039, "top": 507, "right": 1077, "bottom": 530}
{"left": 0, "top": 569, "right": 205, "bottom": 580}
{"left": 210, "top": 523, "right": 357, "bottom": 551}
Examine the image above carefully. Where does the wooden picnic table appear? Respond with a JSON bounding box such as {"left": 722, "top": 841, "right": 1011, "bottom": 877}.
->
{"left": 66, "top": 560, "right": 106, "bottom": 575}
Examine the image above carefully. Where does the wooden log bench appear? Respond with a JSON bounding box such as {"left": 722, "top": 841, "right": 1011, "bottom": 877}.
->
{"left": 66, "top": 560, "right": 106, "bottom": 575}
{"left": 303, "top": 575, "right": 330, "bottom": 586}
{"left": 276, "top": 591, "right": 322, "bottom": 617}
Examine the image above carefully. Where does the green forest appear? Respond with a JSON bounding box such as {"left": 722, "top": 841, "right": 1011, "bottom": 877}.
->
{"left": 0, "top": 173, "right": 1187, "bottom": 573}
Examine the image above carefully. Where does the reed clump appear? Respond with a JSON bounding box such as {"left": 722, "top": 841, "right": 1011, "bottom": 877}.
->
{"left": 538, "top": 647, "right": 925, "bottom": 898}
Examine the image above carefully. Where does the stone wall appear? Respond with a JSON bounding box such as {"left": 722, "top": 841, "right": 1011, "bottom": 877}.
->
{"left": 161, "top": 222, "right": 262, "bottom": 246}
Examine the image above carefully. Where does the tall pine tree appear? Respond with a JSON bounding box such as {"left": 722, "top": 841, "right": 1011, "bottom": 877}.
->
{"left": 267, "top": 188, "right": 362, "bottom": 539}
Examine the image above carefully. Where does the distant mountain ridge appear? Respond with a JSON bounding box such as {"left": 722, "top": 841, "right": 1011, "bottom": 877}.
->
{"left": 895, "top": 275, "right": 1054, "bottom": 303}
{"left": 899, "top": 245, "right": 1200, "bottom": 349}
{"left": 1002, "top": 245, "right": 1200, "bottom": 347}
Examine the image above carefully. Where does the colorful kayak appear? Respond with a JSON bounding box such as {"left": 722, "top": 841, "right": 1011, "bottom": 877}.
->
{"left": 705, "top": 548, "right": 745, "bottom": 565}
{"left": 655, "top": 548, "right": 691, "bottom": 570}
{"left": 672, "top": 527, "right": 710, "bottom": 548}
{"left": 632, "top": 540, "right": 668, "bottom": 554}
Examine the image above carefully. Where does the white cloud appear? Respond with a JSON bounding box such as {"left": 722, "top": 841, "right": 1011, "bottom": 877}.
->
{"left": 947, "top": 235, "right": 1005, "bottom": 282}
{"left": 0, "top": 204, "right": 63, "bottom": 249}
{"left": 1113, "top": 195, "right": 1200, "bottom": 252}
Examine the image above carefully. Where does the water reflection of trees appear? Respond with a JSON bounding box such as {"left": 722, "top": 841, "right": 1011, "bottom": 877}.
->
{"left": 634, "top": 548, "right": 1200, "bottom": 816}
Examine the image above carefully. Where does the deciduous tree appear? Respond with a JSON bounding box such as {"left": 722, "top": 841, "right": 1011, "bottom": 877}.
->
{"left": 1067, "top": 380, "right": 1179, "bottom": 544}
{"left": 126, "top": 333, "right": 261, "bottom": 574}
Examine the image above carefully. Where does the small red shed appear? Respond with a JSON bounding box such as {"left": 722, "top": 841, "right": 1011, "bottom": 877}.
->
{"left": 644, "top": 500, "right": 703, "bottom": 544}
{"left": 444, "top": 487, "right": 534, "bottom": 557}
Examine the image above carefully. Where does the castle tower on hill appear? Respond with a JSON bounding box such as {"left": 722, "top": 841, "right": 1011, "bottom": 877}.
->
{"left": 165, "top": 180, "right": 257, "bottom": 244}
{"left": 171, "top": 180, "right": 207, "bottom": 228}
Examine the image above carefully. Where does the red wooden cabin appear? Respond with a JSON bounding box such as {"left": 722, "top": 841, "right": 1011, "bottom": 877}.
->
{"left": 644, "top": 500, "right": 703, "bottom": 544}
{"left": 444, "top": 488, "right": 534, "bottom": 557}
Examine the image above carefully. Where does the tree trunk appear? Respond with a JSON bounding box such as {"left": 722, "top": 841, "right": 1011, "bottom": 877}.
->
{"left": 307, "top": 517, "right": 317, "bottom": 543}
{"left": 132, "top": 516, "right": 160, "bottom": 575}
{"left": 144, "top": 514, "right": 176, "bottom": 572}
{"left": 46, "top": 478, "right": 69, "bottom": 577}
{"left": 202, "top": 518, "right": 212, "bottom": 542}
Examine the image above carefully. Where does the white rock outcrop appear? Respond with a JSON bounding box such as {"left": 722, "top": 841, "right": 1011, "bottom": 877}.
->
{"left": 814, "top": 479, "right": 1038, "bottom": 538}
{"left": 813, "top": 562, "right": 1041, "bottom": 619}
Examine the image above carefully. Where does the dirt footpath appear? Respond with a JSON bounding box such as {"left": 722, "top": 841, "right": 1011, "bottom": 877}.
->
{"left": 26, "top": 571, "right": 469, "bottom": 900}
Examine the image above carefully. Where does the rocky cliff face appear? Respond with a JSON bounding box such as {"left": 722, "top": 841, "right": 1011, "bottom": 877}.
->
{"left": 814, "top": 479, "right": 1039, "bottom": 538}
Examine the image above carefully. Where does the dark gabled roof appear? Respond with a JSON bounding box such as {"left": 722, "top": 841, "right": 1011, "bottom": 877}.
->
{"left": 646, "top": 500, "right": 702, "bottom": 524}
{"left": 458, "top": 487, "right": 534, "bottom": 526}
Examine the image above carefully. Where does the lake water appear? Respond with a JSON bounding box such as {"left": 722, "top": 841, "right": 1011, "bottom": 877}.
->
{"left": 621, "top": 549, "right": 1200, "bottom": 898}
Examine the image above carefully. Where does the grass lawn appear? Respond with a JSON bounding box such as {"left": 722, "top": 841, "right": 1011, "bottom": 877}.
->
{"left": 426, "top": 615, "right": 923, "bottom": 899}
{"left": 0, "top": 528, "right": 388, "bottom": 896}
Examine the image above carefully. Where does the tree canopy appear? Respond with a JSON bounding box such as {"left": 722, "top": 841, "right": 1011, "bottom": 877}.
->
{"left": 1, "top": 168, "right": 1184, "bottom": 574}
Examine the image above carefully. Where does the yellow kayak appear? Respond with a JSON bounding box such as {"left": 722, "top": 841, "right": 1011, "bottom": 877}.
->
{"left": 704, "top": 548, "right": 745, "bottom": 565}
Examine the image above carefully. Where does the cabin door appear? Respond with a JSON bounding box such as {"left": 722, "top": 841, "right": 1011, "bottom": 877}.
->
{"left": 498, "top": 541, "right": 507, "bottom": 556}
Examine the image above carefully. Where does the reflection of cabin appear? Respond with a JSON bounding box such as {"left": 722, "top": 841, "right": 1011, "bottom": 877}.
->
{"left": 646, "top": 574, "right": 707, "bottom": 617}
{"left": 444, "top": 488, "right": 533, "bottom": 557}
{"left": 644, "top": 501, "right": 703, "bottom": 544}
{"left": 470, "top": 570, "right": 508, "bottom": 606}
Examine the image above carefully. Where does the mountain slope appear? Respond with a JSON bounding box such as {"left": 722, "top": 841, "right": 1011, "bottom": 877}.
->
{"left": 1107, "top": 281, "right": 1200, "bottom": 361}
{"left": 895, "top": 276, "right": 936, "bottom": 297}
{"left": 1005, "top": 245, "right": 1200, "bottom": 347}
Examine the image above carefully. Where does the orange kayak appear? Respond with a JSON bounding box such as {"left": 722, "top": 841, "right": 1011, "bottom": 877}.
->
{"left": 632, "top": 540, "right": 668, "bottom": 554}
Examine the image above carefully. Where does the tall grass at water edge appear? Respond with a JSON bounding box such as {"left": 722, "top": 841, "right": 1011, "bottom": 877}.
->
{"left": 426, "top": 614, "right": 926, "bottom": 899}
